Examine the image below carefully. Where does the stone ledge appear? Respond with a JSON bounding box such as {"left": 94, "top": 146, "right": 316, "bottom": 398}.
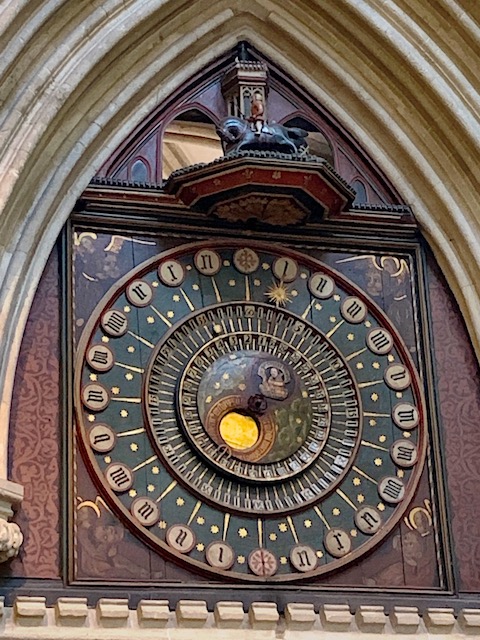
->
{"left": 0, "top": 478, "right": 24, "bottom": 519}
{"left": 0, "top": 597, "right": 478, "bottom": 637}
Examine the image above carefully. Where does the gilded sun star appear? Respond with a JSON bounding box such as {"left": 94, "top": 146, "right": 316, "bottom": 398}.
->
{"left": 265, "top": 281, "right": 292, "bottom": 306}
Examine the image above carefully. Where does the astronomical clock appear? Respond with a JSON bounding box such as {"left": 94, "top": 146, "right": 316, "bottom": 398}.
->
{"left": 74, "top": 234, "right": 430, "bottom": 583}
{"left": 68, "top": 55, "right": 444, "bottom": 590}
{"left": 68, "top": 150, "right": 447, "bottom": 592}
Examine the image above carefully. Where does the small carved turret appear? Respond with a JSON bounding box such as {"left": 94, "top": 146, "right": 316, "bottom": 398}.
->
{"left": 221, "top": 46, "right": 269, "bottom": 121}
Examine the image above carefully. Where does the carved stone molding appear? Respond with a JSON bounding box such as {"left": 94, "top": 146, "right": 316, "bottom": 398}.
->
{"left": 0, "top": 479, "right": 23, "bottom": 563}
{"left": 0, "top": 597, "right": 479, "bottom": 638}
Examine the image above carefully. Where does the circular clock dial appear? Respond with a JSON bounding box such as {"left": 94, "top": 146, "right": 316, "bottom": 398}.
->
{"left": 75, "top": 240, "right": 426, "bottom": 582}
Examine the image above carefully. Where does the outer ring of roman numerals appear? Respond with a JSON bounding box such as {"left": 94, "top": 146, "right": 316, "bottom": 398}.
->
{"left": 74, "top": 239, "right": 427, "bottom": 583}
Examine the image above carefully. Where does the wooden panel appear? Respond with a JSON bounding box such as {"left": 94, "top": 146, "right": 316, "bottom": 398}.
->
{"left": 69, "top": 225, "right": 441, "bottom": 589}
{"left": 427, "top": 253, "right": 480, "bottom": 592}
{"left": 7, "top": 226, "right": 472, "bottom": 594}
{"left": 4, "top": 249, "right": 61, "bottom": 579}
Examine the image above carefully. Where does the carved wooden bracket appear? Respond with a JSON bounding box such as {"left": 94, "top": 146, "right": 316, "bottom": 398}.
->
{"left": 165, "top": 150, "right": 356, "bottom": 224}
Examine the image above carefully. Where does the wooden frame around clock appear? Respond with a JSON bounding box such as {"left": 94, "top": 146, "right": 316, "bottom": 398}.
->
{"left": 62, "top": 211, "right": 450, "bottom": 596}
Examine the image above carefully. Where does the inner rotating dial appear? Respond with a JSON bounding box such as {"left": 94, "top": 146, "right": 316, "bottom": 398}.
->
{"left": 145, "top": 302, "right": 362, "bottom": 514}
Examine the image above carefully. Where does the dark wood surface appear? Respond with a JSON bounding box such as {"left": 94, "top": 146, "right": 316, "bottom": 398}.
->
{"left": 6, "top": 248, "right": 61, "bottom": 579}
{"left": 426, "top": 251, "right": 480, "bottom": 592}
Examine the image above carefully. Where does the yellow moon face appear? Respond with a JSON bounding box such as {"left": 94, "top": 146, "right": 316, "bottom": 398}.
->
{"left": 219, "top": 411, "right": 259, "bottom": 450}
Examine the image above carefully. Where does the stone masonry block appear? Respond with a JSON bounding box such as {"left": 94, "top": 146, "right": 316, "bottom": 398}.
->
{"left": 424, "top": 607, "right": 455, "bottom": 634}
{"left": 320, "top": 603, "right": 352, "bottom": 631}
{"left": 458, "top": 609, "right": 480, "bottom": 635}
{"left": 176, "top": 600, "right": 209, "bottom": 627}
{"left": 55, "top": 597, "right": 88, "bottom": 627}
{"left": 137, "top": 600, "right": 170, "bottom": 628}
{"left": 96, "top": 598, "right": 130, "bottom": 628}
{"left": 355, "top": 605, "right": 387, "bottom": 633}
{"left": 390, "top": 606, "right": 420, "bottom": 633}
{"left": 285, "top": 602, "right": 316, "bottom": 630}
{"left": 214, "top": 601, "right": 245, "bottom": 628}
{"left": 249, "top": 602, "right": 279, "bottom": 629}
{"left": 14, "top": 596, "right": 46, "bottom": 626}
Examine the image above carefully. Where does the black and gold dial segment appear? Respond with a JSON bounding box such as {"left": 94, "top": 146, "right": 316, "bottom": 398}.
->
{"left": 75, "top": 240, "right": 426, "bottom": 582}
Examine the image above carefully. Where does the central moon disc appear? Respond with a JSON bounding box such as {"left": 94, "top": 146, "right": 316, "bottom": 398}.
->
{"left": 219, "top": 412, "right": 259, "bottom": 450}
{"left": 195, "top": 350, "right": 313, "bottom": 465}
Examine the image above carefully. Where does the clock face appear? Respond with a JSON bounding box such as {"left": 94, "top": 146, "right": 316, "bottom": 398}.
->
{"left": 75, "top": 240, "right": 426, "bottom": 582}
